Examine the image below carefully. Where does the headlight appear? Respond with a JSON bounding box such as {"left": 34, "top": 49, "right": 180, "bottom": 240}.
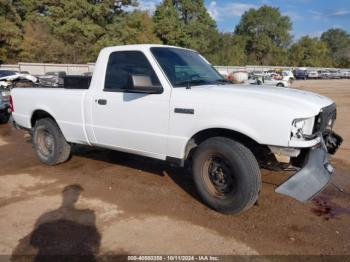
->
{"left": 291, "top": 117, "right": 315, "bottom": 139}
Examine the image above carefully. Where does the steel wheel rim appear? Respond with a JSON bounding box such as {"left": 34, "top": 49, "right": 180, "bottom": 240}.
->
{"left": 202, "top": 154, "right": 236, "bottom": 198}
{"left": 36, "top": 127, "right": 54, "bottom": 157}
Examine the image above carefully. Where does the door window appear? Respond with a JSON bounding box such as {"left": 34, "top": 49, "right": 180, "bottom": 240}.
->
{"left": 104, "top": 51, "right": 161, "bottom": 91}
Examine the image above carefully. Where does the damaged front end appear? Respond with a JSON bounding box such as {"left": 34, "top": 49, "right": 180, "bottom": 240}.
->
{"left": 276, "top": 133, "right": 342, "bottom": 202}
{"left": 275, "top": 103, "right": 343, "bottom": 202}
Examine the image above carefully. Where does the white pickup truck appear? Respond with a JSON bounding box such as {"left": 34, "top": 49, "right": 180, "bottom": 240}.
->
{"left": 11, "top": 45, "right": 342, "bottom": 214}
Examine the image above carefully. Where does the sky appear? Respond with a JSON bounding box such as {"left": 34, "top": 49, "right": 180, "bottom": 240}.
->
{"left": 130, "top": 0, "right": 350, "bottom": 40}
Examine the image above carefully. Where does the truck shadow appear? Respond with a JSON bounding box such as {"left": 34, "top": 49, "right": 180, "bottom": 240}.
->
{"left": 11, "top": 184, "right": 101, "bottom": 262}
{"left": 71, "top": 145, "right": 203, "bottom": 205}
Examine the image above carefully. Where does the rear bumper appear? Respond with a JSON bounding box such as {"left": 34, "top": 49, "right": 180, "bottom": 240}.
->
{"left": 276, "top": 132, "right": 342, "bottom": 202}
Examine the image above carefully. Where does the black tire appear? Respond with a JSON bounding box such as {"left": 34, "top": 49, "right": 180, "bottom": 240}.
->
{"left": 257, "top": 80, "right": 262, "bottom": 85}
{"left": 0, "top": 114, "right": 10, "bottom": 124}
{"left": 33, "top": 118, "right": 71, "bottom": 165}
{"left": 276, "top": 83, "right": 284, "bottom": 87}
{"left": 192, "top": 137, "right": 261, "bottom": 214}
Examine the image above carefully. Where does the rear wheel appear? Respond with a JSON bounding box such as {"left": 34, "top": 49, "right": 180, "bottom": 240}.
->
{"left": 192, "top": 137, "right": 261, "bottom": 214}
{"left": 33, "top": 118, "right": 71, "bottom": 165}
{"left": 276, "top": 83, "right": 284, "bottom": 87}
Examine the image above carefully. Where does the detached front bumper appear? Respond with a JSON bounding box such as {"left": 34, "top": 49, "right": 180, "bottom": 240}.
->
{"left": 275, "top": 132, "right": 343, "bottom": 202}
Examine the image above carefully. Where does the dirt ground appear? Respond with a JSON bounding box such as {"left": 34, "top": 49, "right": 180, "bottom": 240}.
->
{"left": 0, "top": 80, "right": 349, "bottom": 258}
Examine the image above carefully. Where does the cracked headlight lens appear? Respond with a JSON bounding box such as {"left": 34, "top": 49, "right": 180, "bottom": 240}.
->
{"left": 291, "top": 117, "right": 315, "bottom": 139}
{"left": 294, "top": 119, "right": 305, "bottom": 129}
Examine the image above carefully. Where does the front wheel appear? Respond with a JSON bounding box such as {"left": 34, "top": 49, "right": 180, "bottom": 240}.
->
{"left": 192, "top": 137, "right": 261, "bottom": 214}
{"left": 276, "top": 83, "right": 284, "bottom": 87}
{"left": 33, "top": 118, "right": 71, "bottom": 165}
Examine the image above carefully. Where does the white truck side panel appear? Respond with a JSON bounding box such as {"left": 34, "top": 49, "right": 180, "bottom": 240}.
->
{"left": 11, "top": 88, "right": 89, "bottom": 144}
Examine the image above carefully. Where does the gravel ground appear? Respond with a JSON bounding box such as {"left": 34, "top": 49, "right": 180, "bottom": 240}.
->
{"left": 0, "top": 80, "right": 349, "bottom": 258}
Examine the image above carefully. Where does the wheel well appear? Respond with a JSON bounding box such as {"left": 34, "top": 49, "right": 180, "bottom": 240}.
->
{"left": 31, "top": 110, "right": 55, "bottom": 127}
{"left": 185, "top": 128, "right": 272, "bottom": 167}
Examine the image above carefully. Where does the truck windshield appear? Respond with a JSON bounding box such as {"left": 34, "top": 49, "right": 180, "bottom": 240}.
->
{"left": 151, "top": 47, "right": 227, "bottom": 87}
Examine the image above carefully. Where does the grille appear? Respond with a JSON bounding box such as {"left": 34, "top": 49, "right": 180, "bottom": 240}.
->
{"left": 313, "top": 103, "right": 337, "bottom": 133}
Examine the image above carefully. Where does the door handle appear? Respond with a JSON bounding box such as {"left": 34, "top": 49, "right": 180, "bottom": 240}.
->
{"left": 97, "top": 99, "right": 107, "bottom": 105}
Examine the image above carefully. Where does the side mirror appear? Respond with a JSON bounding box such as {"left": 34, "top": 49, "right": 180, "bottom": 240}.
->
{"left": 127, "top": 75, "right": 162, "bottom": 94}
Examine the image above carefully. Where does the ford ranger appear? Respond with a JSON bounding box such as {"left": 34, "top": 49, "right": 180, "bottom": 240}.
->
{"left": 10, "top": 45, "right": 343, "bottom": 214}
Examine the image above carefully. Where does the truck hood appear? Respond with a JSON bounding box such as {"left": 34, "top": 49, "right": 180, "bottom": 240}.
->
{"left": 173, "top": 84, "right": 333, "bottom": 117}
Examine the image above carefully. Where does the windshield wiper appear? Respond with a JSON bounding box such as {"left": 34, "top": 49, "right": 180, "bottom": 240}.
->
{"left": 174, "top": 79, "right": 215, "bottom": 88}
{"left": 214, "top": 79, "right": 231, "bottom": 84}
{"left": 174, "top": 78, "right": 230, "bottom": 88}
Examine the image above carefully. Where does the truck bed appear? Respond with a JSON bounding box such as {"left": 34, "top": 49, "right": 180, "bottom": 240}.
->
{"left": 14, "top": 75, "right": 91, "bottom": 89}
{"left": 11, "top": 87, "right": 88, "bottom": 144}
{"left": 62, "top": 75, "right": 91, "bottom": 89}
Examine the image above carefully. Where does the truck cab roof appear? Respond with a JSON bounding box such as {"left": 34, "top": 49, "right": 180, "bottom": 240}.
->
{"left": 101, "top": 44, "right": 195, "bottom": 53}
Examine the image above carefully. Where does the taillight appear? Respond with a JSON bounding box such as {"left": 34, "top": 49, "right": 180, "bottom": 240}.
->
{"left": 9, "top": 95, "right": 14, "bottom": 112}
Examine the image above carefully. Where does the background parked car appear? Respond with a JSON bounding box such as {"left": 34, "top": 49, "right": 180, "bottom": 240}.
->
{"left": 329, "top": 70, "right": 341, "bottom": 79}
{"left": 249, "top": 75, "right": 289, "bottom": 87}
{"left": 0, "top": 87, "right": 11, "bottom": 123}
{"left": 282, "top": 70, "right": 295, "bottom": 83}
{"left": 38, "top": 71, "right": 67, "bottom": 87}
{"left": 0, "top": 70, "right": 38, "bottom": 89}
{"left": 294, "top": 69, "right": 308, "bottom": 80}
{"left": 0, "top": 70, "right": 19, "bottom": 81}
{"left": 228, "top": 71, "right": 249, "bottom": 83}
{"left": 307, "top": 70, "right": 319, "bottom": 79}
{"left": 340, "top": 70, "right": 350, "bottom": 79}
{"left": 318, "top": 70, "right": 330, "bottom": 79}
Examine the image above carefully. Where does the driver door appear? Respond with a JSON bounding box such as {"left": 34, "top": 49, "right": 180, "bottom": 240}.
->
{"left": 91, "top": 51, "right": 170, "bottom": 159}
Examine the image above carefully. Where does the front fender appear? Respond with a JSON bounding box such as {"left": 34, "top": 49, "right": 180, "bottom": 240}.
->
{"left": 167, "top": 121, "right": 266, "bottom": 160}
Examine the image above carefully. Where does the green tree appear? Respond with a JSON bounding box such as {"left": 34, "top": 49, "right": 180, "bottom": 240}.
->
{"left": 321, "top": 28, "right": 350, "bottom": 68}
{"left": 153, "top": 0, "right": 218, "bottom": 57}
{"left": 122, "top": 11, "right": 161, "bottom": 44}
{"left": 0, "top": 0, "right": 22, "bottom": 63}
{"left": 92, "top": 11, "right": 161, "bottom": 58}
{"left": 235, "top": 5, "right": 292, "bottom": 65}
{"left": 209, "top": 33, "right": 246, "bottom": 66}
{"left": 18, "top": 19, "right": 68, "bottom": 63}
{"left": 3, "top": 0, "right": 350, "bottom": 68}
{"left": 289, "top": 36, "right": 333, "bottom": 67}
{"left": 11, "top": 0, "right": 139, "bottom": 63}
